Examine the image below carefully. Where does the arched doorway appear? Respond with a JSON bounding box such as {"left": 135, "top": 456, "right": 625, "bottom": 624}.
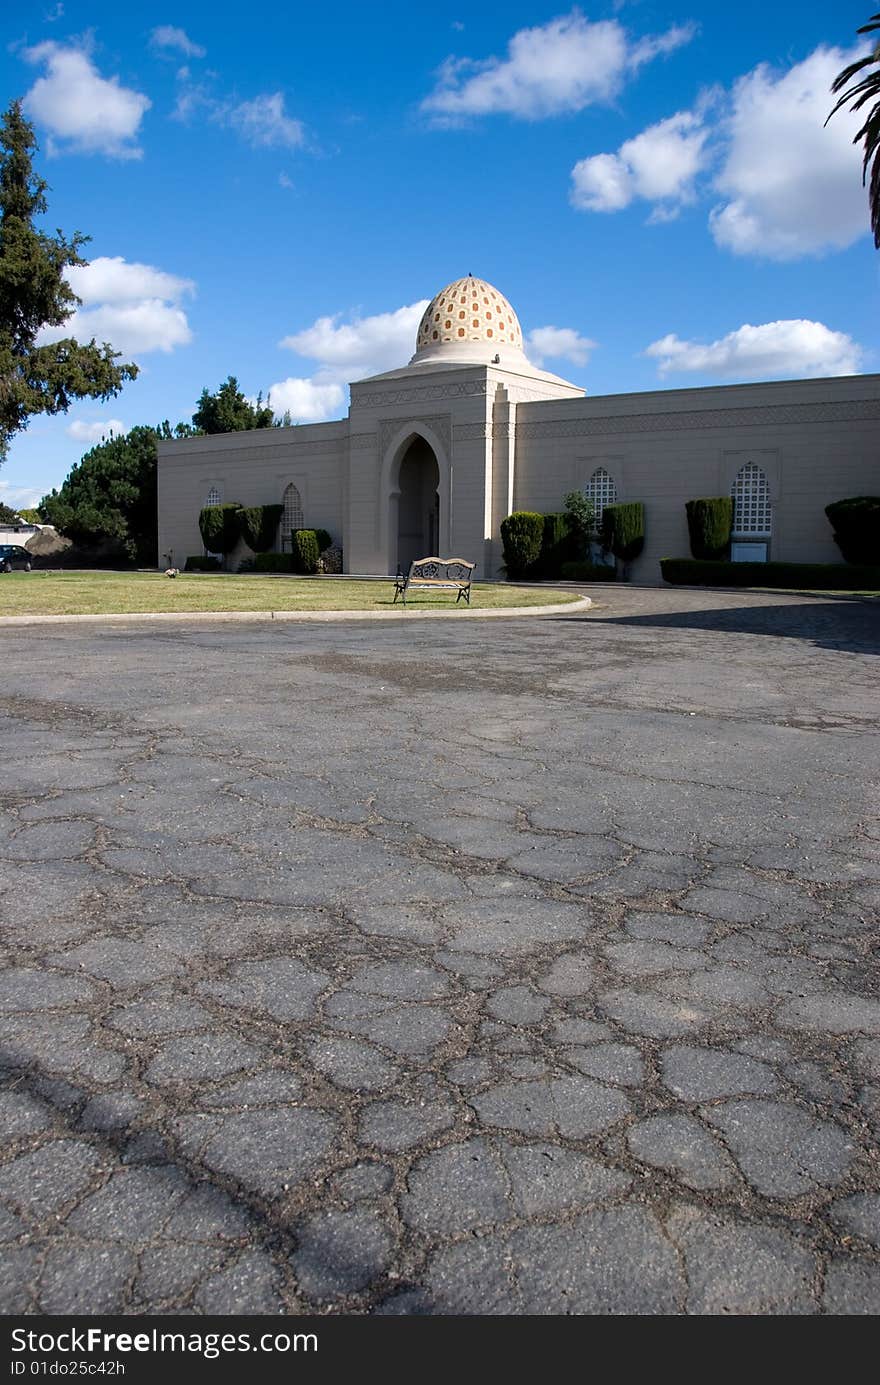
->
{"left": 397, "top": 437, "right": 440, "bottom": 570}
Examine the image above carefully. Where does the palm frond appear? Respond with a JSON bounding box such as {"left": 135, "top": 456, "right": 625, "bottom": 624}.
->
{"left": 828, "top": 15, "right": 880, "bottom": 246}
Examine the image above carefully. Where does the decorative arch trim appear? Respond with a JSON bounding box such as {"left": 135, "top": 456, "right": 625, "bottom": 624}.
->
{"left": 378, "top": 421, "right": 452, "bottom": 570}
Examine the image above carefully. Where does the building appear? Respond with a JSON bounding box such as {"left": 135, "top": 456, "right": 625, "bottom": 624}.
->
{"left": 157, "top": 276, "right": 880, "bottom": 580}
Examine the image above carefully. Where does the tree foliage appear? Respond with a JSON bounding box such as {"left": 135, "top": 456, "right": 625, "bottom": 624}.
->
{"left": 192, "top": 377, "right": 274, "bottom": 433}
{"left": 0, "top": 501, "right": 20, "bottom": 524}
{"left": 562, "top": 491, "right": 596, "bottom": 554}
{"left": 17, "top": 507, "right": 41, "bottom": 523}
{"left": 0, "top": 101, "right": 137, "bottom": 460}
{"left": 828, "top": 13, "right": 880, "bottom": 248}
{"left": 38, "top": 424, "right": 180, "bottom": 564}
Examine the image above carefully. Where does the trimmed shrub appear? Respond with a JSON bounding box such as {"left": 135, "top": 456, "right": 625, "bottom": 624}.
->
{"left": 314, "top": 528, "right": 332, "bottom": 553}
{"left": 252, "top": 552, "right": 294, "bottom": 573}
{"left": 237, "top": 504, "right": 283, "bottom": 553}
{"left": 686, "top": 497, "right": 733, "bottom": 561}
{"left": 660, "top": 558, "right": 880, "bottom": 589}
{"left": 501, "top": 511, "right": 544, "bottom": 579}
{"left": 825, "top": 496, "right": 880, "bottom": 565}
{"left": 199, "top": 503, "right": 242, "bottom": 557}
{"left": 559, "top": 561, "right": 617, "bottom": 581}
{"left": 291, "top": 528, "right": 320, "bottom": 574}
{"left": 184, "top": 554, "right": 221, "bottom": 572}
{"left": 601, "top": 502, "right": 645, "bottom": 566}
{"left": 533, "top": 513, "right": 577, "bottom": 578}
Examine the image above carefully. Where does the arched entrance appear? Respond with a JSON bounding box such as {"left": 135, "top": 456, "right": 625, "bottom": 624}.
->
{"left": 396, "top": 437, "right": 440, "bottom": 571}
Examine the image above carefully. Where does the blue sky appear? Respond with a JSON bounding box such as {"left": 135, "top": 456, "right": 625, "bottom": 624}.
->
{"left": 1, "top": 1, "right": 878, "bottom": 509}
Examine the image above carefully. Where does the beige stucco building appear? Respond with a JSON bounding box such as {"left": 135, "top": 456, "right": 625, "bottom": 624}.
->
{"left": 157, "top": 276, "right": 880, "bottom": 580}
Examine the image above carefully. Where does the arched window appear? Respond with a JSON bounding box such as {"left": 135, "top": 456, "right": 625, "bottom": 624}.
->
{"left": 584, "top": 466, "right": 617, "bottom": 526}
{"left": 280, "top": 483, "right": 303, "bottom": 551}
{"left": 205, "top": 485, "right": 221, "bottom": 507}
{"left": 731, "top": 462, "right": 771, "bottom": 537}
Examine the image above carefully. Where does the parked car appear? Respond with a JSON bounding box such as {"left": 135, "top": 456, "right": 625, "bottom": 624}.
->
{"left": 0, "top": 544, "right": 33, "bottom": 572}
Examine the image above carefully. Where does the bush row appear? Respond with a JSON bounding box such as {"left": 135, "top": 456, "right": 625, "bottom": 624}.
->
{"left": 198, "top": 503, "right": 334, "bottom": 563}
{"left": 559, "top": 561, "right": 617, "bottom": 581}
{"left": 500, "top": 501, "right": 646, "bottom": 581}
{"left": 660, "top": 558, "right": 880, "bottom": 589}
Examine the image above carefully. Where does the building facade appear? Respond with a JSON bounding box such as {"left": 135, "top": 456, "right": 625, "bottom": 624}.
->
{"left": 157, "top": 276, "right": 880, "bottom": 580}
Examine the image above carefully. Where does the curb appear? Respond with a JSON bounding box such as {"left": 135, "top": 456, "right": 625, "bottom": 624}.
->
{"left": 0, "top": 596, "right": 592, "bottom": 627}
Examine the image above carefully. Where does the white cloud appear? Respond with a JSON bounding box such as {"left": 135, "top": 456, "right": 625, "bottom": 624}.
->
{"left": 280, "top": 301, "right": 429, "bottom": 383}
{"left": 150, "top": 26, "right": 205, "bottom": 59}
{"left": 422, "top": 10, "right": 695, "bottom": 120}
{"left": 710, "top": 46, "right": 869, "bottom": 260}
{"left": 645, "top": 320, "right": 862, "bottom": 380}
{"left": 66, "top": 257, "right": 194, "bottom": 306}
{"left": 266, "top": 379, "right": 345, "bottom": 423}
{"left": 40, "top": 256, "right": 195, "bottom": 356}
{"left": 278, "top": 171, "right": 294, "bottom": 189}
{"left": 65, "top": 419, "right": 126, "bottom": 443}
{"left": 0, "top": 482, "right": 42, "bottom": 511}
{"left": 571, "top": 109, "right": 709, "bottom": 214}
{"left": 571, "top": 43, "right": 870, "bottom": 259}
{"left": 268, "top": 300, "right": 430, "bottom": 423}
{"left": 227, "top": 93, "right": 304, "bottom": 148}
{"left": 22, "top": 41, "right": 150, "bottom": 159}
{"left": 527, "top": 326, "right": 596, "bottom": 368}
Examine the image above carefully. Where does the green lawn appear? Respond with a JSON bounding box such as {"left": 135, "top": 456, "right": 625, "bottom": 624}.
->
{"left": 0, "top": 570, "right": 582, "bottom": 617}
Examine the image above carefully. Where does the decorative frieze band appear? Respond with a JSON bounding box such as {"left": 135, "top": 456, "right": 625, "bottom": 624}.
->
{"left": 352, "top": 380, "right": 489, "bottom": 408}
{"left": 515, "top": 398, "right": 880, "bottom": 440}
{"left": 454, "top": 422, "right": 515, "bottom": 440}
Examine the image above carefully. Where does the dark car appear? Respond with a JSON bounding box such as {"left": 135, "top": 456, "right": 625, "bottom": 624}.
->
{"left": 0, "top": 544, "right": 33, "bottom": 572}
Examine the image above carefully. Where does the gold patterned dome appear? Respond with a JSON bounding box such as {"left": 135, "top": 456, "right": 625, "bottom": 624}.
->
{"left": 411, "top": 275, "right": 524, "bottom": 364}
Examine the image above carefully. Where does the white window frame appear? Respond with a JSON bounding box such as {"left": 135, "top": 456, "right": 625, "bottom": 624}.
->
{"left": 730, "top": 462, "right": 772, "bottom": 540}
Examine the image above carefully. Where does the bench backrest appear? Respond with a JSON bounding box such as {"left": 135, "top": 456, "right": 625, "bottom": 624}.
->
{"left": 407, "top": 557, "right": 474, "bottom": 583}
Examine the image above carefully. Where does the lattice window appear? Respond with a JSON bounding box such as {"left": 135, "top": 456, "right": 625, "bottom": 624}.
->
{"left": 205, "top": 486, "right": 221, "bottom": 507}
{"left": 731, "top": 463, "right": 771, "bottom": 536}
{"left": 281, "top": 483, "right": 303, "bottom": 551}
{"left": 584, "top": 467, "right": 617, "bottom": 525}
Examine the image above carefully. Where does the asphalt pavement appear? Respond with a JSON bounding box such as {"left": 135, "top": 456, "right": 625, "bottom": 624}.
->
{"left": 1, "top": 586, "right": 878, "bottom": 1314}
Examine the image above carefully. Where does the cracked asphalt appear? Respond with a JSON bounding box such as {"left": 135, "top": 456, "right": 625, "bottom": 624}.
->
{"left": 0, "top": 586, "right": 879, "bottom": 1316}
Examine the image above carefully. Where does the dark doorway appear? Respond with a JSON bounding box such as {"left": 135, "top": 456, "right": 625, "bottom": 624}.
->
{"left": 397, "top": 438, "right": 440, "bottom": 570}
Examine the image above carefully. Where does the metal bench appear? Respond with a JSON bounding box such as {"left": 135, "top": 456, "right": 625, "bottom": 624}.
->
{"left": 393, "top": 557, "right": 475, "bottom": 606}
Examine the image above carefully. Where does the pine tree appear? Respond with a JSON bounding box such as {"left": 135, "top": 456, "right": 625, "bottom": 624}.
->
{"left": 0, "top": 100, "right": 137, "bottom": 460}
{"left": 192, "top": 376, "right": 275, "bottom": 432}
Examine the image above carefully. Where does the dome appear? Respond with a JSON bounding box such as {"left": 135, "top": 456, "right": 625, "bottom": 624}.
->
{"left": 410, "top": 275, "right": 527, "bottom": 366}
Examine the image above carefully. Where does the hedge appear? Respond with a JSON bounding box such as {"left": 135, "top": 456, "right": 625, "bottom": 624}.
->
{"left": 314, "top": 528, "right": 332, "bottom": 553}
{"left": 199, "top": 503, "right": 242, "bottom": 556}
{"left": 501, "top": 511, "right": 544, "bottom": 578}
{"left": 251, "top": 552, "right": 295, "bottom": 573}
{"left": 660, "top": 558, "right": 880, "bottom": 589}
{"left": 184, "top": 554, "right": 222, "bottom": 571}
{"left": 825, "top": 496, "right": 880, "bottom": 565}
{"left": 686, "top": 497, "right": 733, "bottom": 561}
{"left": 238, "top": 504, "right": 283, "bottom": 553}
{"left": 602, "top": 502, "right": 645, "bottom": 564}
{"left": 559, "top": 561, "right": 616, "bottom": 581}
{"left": 292, "top": 528, "right": 320, "bottom": 574}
